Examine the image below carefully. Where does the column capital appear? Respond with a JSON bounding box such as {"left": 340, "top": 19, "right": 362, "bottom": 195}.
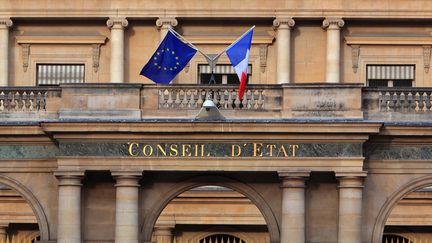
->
{"left": 322, "top": 17, "right": 345, "bottom": 30}
{"left": 107, "top": 17, "right": 129, "bottom": 30}
{"left": 0, "top": 18, "right": 13, "bottom": 29}
{"left": 54, "top": 171, "right": 84, "bottom": 186}
{"left": 156, "top": 17, "right": 178, "bottom": 29}
{"left": 273, "top": 18, "right": 295, "bottom": 30}
{"left": 278, "top": 171, "right": 310, "bottom": 188}
{"left": 111, "top": 171, "right": 142, "bottom": 187}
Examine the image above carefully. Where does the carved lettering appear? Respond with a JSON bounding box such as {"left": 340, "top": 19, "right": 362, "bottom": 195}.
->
{"left": 128, "top": 143, "right": 139, "bottom": 157}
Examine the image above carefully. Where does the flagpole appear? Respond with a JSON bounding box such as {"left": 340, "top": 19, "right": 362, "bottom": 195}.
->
{"left": 168, "top": 27, "right": 200, "bottom": 51}
{"left": 225, "top": 25, "right": 255, "bottom": 51}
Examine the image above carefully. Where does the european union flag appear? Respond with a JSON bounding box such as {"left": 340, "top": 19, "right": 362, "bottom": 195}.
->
{"left": 140, "top": 30, "right": 197, "bottom": 84}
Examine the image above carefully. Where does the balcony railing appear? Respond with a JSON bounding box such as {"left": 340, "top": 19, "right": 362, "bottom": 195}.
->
{"left": 0, "top": 87, "right": 61, "bottom": 120}
{"left": 158, "top": 85, "right": 267, "bottom": 110}
{"left": 0, "top": 84, "right": 431, "bottom": 122}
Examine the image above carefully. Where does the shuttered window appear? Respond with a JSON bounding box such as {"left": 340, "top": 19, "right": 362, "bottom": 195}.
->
{"left": 198, "top": 64, "right": 252, "bottom": 85}
{"left": 367, "top": 65, "right": 414, "bottom": 87}
{"left": 37, "top": 64, "right": 85, "bottom": 85}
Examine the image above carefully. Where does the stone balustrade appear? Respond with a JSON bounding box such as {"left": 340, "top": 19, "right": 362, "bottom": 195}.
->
{"left": 4, "top": 84, "right": 432, "bottom": 122}
{"left": 158, "top": 86, "right": 266, "bottom": 110}
{"left": 0, "top": 87, "right": 61, "bottom": 120}
{"left": 363, "top": 87, "right": 432, "bottom": 121}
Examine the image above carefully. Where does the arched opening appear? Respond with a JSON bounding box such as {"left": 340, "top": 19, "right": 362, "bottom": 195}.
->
{"left": 382, "top": 185, "right": 432, "bottom": 242}
{"left": 151, "top": 185, "right": 270, "bottom": 243}
{"left": 0, "top": 183, "right": 40, "bottom": 243}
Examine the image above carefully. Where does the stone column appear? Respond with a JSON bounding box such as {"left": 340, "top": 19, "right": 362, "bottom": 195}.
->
{"left": 278, "top": 171, "right": 310, "bottom": 243}
{"left": 153, "top": 226, "right": 174, "bottom": 243}
{"left": 112, "top": 171, "right": 142, "bottom": 243}
{"left": 156, "top": 17, "right": 178, "bottom": 41}
{"left": 322, "top": 18, "right": 344, "bottom": 83}
{"left": 336, "top": 172, "right": 367, "bottom": 243}
{"left": 0, "top": 224, "right": 7, "bottom": 243}
{"left": 273, "top": 18, "right": 295, "bottom": 84}
{"left": 55, "top": 171, "right": 84, "bottom": 243}
{"left": 106, "top": 17, "right": 128, "bottom": 83}
{"left": 0, "top": 19, "right": 12, "bottom": 86}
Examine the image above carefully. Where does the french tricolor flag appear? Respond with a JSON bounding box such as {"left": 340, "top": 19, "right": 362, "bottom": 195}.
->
{"left": 226, "top": 27, "right": 254, "bottom": 100}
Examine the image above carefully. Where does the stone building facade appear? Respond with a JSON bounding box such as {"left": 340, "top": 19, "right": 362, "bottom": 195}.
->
{"left": 1, "top": 1, "right": 432, "bottom": 243}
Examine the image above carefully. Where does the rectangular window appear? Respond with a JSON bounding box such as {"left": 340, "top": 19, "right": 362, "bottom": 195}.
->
{"left": 366, "top": 65, "right": 414, "bottom": 87}
{"left": 198, "top": 64, "right": 252, "bottom": 85}
{"left": 36, "top": 64, "right": 85, "bottom": 85}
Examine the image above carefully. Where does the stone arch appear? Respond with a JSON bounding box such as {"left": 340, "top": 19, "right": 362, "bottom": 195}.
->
{"left": 141, "top": 175, "right": 280, "bottom": 243}
{"left": 0, "top": 174, "right": 50, "bottom": 241}
{"left": 371, "top": 175, "right": 432, "bottom": 243}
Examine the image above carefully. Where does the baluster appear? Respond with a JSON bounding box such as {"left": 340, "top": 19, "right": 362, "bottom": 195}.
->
{"left": 8, "top": 92, "right": 15, "bottom": 111}
{"left": 418, "top": 92, "right": 425, "bottom": 112}
{"left": 388, "top": 92, "right": 396, "bottom": 112}
{"left": 426, "top": 92, "right": 432, "bottom": 112}
{"left": 166, "top": 89, "right": 174, "bottom": 108}
{"left": 0, "top": 91, "right": 4, "bottom": 111}
{"left": 251, "top": 90, "right": 257, "bottom": 109}
{"left": 190, "top": 89, "right": 198, "bottom": 108}
{"left": 241, "top": 90, "right": 249, "bottom": 109}
{"left": 227, "top": 90, "right": 234, "bottom": 109}
{"left": 234, "top": 90, "right": 241, "bottom": 109}
{"left": 158, "top": 89, "right": 166, "bottom": 109}
{"left": 383, "top": 92, "right": 391, "bottom": 112}
{"left": 257, "top": 90, "right": 264, "bottom": 109}
{"left": 20, "top": 91, "right": 27, "bottom": 111}
{"left": 406, "top": 92, "right": 414, "bottom": 112}
{"left": 29, "top": 91, "right": 35, "bottom": 111}
{"left": 219, "top": 90, "right": 226, "bottom": 109}
{"left": 196, "top": 90, "right": 204, "bottom": 108}
{"left": 187, "top": 90, "right": 194, "bottom": 108}
{"left": 174, "top": 89, "right": 182, "bottom": 108}
{"left": 179, "top": 90, "right": 187, "bottom": 108}
{"left": 396, "top": 92, "right": 403, "bottom": 112}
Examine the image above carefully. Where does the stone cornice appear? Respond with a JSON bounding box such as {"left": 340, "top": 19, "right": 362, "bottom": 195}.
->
{"left": 40, "top": 122, "right": 382, "bottom": 134}
{"left": 106, "top": 17, "right": 128, "bottom": 29}
{"left": 5, "top": 9, "right": 432, "bottom": 19}
{"left": 322, "top": 17, "right": 344, "bottom": 30}
{"left": 0, "top": 8, "right": 432, "bottom": 19}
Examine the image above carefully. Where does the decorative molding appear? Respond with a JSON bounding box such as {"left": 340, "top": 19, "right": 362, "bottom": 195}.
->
{"left": 423, "top": 45, "right": 431, "bottom": 73}
{"left": 0, "top": 18, "right": 12, "bottom": 29}
{"left": 92, "top": 44, "right": 100, "bottom": 73}
{"left": 156, "top": 17, "right": 178, "bottom": 29}
{"left": 351, "top": 45, "right": 360, "bottom": 74}
{"left": 259, "top": 44, "right": 268, "bottom": 73}
{"left": 273, "top": 18, "right": 295, "bottom": 30}
{"left": 16, "top": 35, "right": 107, "bottom": 44}
{"left": 21, "top": 44, "right": 30, "bottom": 72}
{"left": 322, "top": 17, "right": 345, "bottom": 30}
{"left": 106, "top": 17, "right": 129, "bottom": 29}
{"left": 345, "top": 36, "right": 432, "bottom": 45}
